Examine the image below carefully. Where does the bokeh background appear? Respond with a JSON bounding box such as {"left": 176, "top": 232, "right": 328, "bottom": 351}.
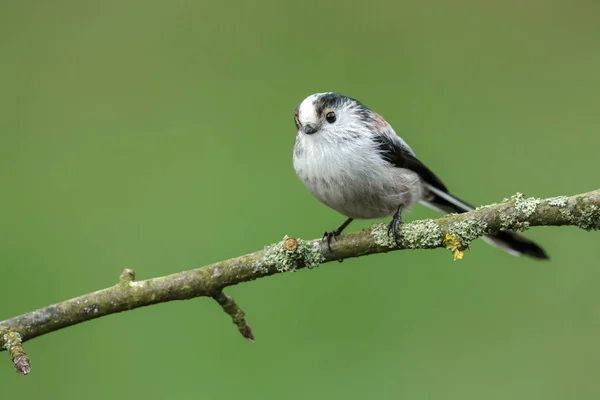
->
{"left": 2, "top": 1, "right": 599, "bottom": 399}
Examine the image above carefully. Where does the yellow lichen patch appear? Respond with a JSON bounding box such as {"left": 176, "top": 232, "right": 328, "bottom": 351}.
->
{"left": 443, "top": 233, "right": 465, "bottom": 261}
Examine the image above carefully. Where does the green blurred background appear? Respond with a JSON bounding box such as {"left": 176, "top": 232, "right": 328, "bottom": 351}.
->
{"left": 1, "top": 1, "right": 599, "bottom": 399}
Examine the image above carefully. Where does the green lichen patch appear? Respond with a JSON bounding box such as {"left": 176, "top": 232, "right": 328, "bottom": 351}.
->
{"left": 2, "top": 331, "right": 21, "bottom": 351}
{"left": 253, "top": 236, "right": 324, "bottom": 273}
{"left": 501, "top": 216, "right": 529, "bottom": 231}
{"left": 550, "top": 196, "right": 573, "bottom": 220}
{"left": 499, "top": 193, "right": 541, "bottom": 231}
{"left": 500, "top": 214, "right": 529, "bottom": 231}
{"left": 2, "top": 331, "right": 30, "bottom": 375}
{"left": 371, "top": 219, "right": 442, "bottom": 249}
{"left": 475, "top": 203, "right": 497, "bottom": 210}
{"left": 573, "top": 200, "right": 600, "bottom": 231}
{"left": 548, "top": 196, "right": 569, "bottom": 207}
{"left": 448, "top": 217, "right": 488, "bottom": 244}
{"left": 559, "top": 207, "right": 573, "bottom": 220}
{"left": 513, "top": 192, "right": 541, "bottom": 217}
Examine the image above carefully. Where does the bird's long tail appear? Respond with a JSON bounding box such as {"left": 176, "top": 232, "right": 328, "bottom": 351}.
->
{"left": 421, "top": 185, "right": 549, "bottom": 260}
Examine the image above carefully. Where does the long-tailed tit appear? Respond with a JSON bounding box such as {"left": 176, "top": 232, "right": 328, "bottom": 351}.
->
{"left": 293, "top": 92, "right": 548, "bottom": 259}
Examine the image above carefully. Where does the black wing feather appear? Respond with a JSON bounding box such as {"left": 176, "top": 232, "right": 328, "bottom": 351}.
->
{"left": 373, "top": 134, "right": 448, "bottom": 193}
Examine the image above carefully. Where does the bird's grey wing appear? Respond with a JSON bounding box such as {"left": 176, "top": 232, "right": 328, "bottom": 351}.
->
{"left": 372, "top": 128, "right": 448, "bottom": 193}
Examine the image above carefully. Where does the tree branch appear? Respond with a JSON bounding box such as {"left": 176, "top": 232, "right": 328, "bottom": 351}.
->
{"left": 1, "top": 189, "right": 599, "bottom": 374}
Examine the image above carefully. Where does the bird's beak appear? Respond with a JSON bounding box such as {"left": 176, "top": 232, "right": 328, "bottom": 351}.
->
{"left": 303, "top": 124, "right": 318, "bottom": 135}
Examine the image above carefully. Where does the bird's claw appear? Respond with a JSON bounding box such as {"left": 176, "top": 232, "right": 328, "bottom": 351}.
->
{"left": 323, "top": 231, "right": 339, "bottom": 252}
{"left": 387, "top": 212, "right": 403, "bottom": 247}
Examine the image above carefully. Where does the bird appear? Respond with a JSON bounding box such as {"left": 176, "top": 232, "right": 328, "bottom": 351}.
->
{"left": 292, "top": 92, "right": 548, "bottom": 260}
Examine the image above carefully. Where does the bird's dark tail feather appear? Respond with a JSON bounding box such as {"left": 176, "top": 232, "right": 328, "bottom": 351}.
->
{"left": 421, "top": 185, "right": 549, "bottom": 260}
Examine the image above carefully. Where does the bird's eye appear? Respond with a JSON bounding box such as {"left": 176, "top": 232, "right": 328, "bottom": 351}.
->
{"left": 325, "top": 110, "right": 336, "bottom": 123}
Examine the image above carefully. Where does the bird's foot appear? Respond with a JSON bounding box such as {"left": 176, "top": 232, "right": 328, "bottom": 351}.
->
{"left": 323, "top": 230, "right": 340, "bottom": 252}
{"left": 387, "top": 210, "right": 404, "bottom": 247}
{"left": 322, "top": 218, "right": 354, "bottom": 252}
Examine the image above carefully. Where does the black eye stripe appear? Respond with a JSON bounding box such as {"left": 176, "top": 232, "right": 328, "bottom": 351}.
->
{"left": 314, "top": 93, "right": 344, "bottom": 116}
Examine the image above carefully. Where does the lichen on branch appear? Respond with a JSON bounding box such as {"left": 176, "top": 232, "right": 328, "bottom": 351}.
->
{"left": 0, "top": 188, "right": 598, "bottom": 375}
{"left": 1, "top": 330, "right": 30, "bottom": 375}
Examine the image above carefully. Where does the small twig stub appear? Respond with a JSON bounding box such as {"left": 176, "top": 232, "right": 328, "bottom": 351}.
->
{"left": 0, "top": 189, "right": 598, "bottom": 375}
{"left": 2, "top": 331, "right": 31, "bottom": 375}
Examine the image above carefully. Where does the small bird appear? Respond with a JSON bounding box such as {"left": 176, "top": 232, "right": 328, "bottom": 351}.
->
{"left": 292, "top": 92, "right": 548, "bottom": 260}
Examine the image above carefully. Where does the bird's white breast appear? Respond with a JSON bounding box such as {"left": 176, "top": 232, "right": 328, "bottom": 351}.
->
{"left": 293, "top": 134, "right": 424, "bottom": 219}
